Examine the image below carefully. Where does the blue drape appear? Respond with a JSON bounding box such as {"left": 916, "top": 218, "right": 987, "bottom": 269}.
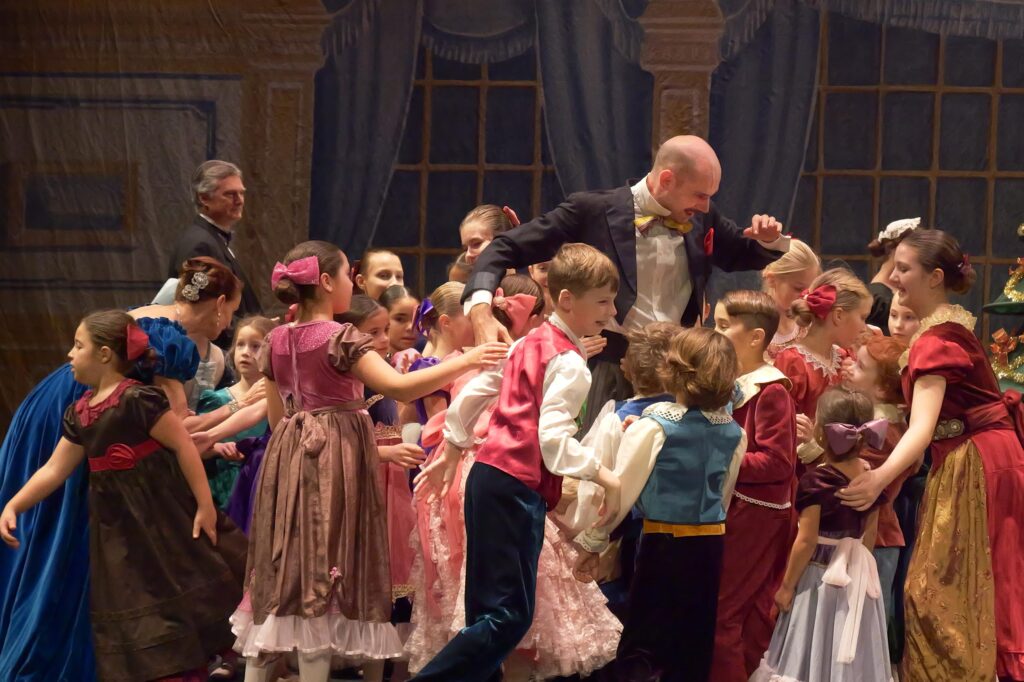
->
{"left": 309, "top": 0, "right": 423, "bottom": 258}
{"left": 309, "top": 0, "right": 654, "bottom": 254}
{"left": 707, "top": 0, "right": 821, "bottom": 299}
{"left": 536, "top": 0, "right": 653, "bottom": 194}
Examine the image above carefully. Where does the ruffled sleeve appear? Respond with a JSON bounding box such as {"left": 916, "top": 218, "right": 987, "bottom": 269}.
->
{"left": 62, "top": 403, "right": 82, "bottom": 444}
{"left": 327, "top": 323, "right": 374, "bottom": 372}
{"left": 126, "top": 385, "right": 172, "bottom": 432}
{"left": 907, "top": 330, "right": 973, "bottom": 385}
{"left": 134, "top": 317, "right": 200, "bottom": 382}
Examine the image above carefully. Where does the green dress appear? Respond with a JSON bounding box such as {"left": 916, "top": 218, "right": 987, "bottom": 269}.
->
{"left": 197, "top": 387, "right": 269, "bottom": 508}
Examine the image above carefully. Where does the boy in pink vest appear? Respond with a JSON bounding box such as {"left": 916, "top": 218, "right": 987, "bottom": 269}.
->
{"left": 412, "top": 243, "right": 623, "bottom": 681}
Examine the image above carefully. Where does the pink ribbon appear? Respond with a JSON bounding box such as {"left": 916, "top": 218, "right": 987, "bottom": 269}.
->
{"left": 493, "top": 287, "right": 538, "bottom": 338}
{"left": 270, "top": 255, "right": 320, "bottom": 289}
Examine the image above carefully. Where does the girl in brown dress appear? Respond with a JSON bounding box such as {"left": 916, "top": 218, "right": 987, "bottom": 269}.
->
{"left": 232, "top": 241, "right": 506, "bottom": 682}
{"left": 0, "top": 310, "right": 248, "bottom": 681}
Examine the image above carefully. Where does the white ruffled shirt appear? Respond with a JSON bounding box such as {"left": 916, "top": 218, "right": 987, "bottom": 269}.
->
{"left": 442, "top": 313, "right": 601, "bottom": 482}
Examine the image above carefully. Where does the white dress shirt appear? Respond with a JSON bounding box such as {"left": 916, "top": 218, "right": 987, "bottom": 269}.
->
{"left": 573, "top": 401, "right": 747, "bottom": 553}
{"left": 442, "top": 314, "right": 601, "bottom": 482}
{"left": 465, "top": 179, "right": 789, "bottom": 332}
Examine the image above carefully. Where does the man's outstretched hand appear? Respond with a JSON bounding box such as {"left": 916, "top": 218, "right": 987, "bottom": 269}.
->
{"left": 743, "top": 214, "right": 784, "bottom": 242}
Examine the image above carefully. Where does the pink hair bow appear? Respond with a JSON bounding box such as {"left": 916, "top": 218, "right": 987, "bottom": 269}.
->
{"left": 493, "top": 287, "right": 538, "bottom": 338}
{"left": 801, "top": 284, "right": 838, "bottom": 320}
{"left": 271, "top": 256, "right": 320, "bottom": 289}
{"left": 823, "top": 418, "right": 888, "bottom": 456}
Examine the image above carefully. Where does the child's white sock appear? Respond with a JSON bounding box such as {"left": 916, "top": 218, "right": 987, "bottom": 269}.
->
{"left": 296, "top": 651, "right": 332, "bottom": 682}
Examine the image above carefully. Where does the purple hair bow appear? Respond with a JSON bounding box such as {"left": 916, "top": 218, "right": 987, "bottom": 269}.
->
{"left": 823, "top": 418, "right": 888, "bottom": 456}
{"left": 271, "top": 255, "right": 320, "bottom": 289}
{"left": 413, "top": 298, "right": 434, "bottom": 336}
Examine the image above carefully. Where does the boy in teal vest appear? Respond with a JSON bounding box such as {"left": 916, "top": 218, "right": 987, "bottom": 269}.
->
{"left": 412, "top": 243, "right": 623, "bottom": 681}
{"left": 577, "top": 326, "right": 746, "bottom": 681}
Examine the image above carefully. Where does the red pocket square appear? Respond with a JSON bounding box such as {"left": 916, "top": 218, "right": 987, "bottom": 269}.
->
{"left": 704, "top": 228, "right": 715, "bottom": 256}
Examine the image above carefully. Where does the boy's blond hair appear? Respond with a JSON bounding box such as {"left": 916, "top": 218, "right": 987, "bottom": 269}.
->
{"left": 547, "top": 243, "right": 619, "bottom": 301}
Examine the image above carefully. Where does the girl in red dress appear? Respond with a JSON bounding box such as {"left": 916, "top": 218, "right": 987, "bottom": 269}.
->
{"left": 840, "top": 229, "right": 1024, "bottom": 681}
{"left": 774, "top": 268, "right": 871, "bottom": 471}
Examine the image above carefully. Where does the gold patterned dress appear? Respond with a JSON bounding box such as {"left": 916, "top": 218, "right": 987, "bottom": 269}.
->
{"left": 900, "top": 305, "right": 1024, "bottom": 681}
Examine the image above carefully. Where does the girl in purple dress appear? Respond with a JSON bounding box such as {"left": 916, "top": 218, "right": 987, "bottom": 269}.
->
{"left": 753, "top": 387, "right": 892, "bottom": 682}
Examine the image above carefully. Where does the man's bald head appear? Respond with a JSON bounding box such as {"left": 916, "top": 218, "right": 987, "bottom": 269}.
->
{"left": 647, "top": 136, "right": 722, "bottom": 222}
{"left": 652, "top": 135, "right": 722, "bottom": 182}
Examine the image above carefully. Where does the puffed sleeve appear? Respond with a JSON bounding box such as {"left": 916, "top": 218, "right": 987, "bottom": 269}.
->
{"left": 257, "top": 330, "right": 276, "bottom": 381}
{"left": 61, "top": 403, "right": 82, "bottom": 444}
{"left": 795, "top": 466, "right": 835, "bottom": 512}
{"left": 127, "top": 385, "right": 172, "bottom": 432}
{"left": 774, "top": 349, "right": 809, "bottom": 412}
{"left": 327, "top": 323, "right": 375, "bottom": 372}
{"left": 135, "top": 317, "right": 201, "bottom": 382}
{"left": 907, "top": 331, "right": 973, "bottom": 385}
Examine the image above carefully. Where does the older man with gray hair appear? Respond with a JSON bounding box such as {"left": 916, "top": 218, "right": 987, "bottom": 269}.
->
{"left": 165, "top": 160, "right": 261, "bottom": 317}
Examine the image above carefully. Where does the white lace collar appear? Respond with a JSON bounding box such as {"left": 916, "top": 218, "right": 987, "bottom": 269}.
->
{"left": 792, "top": 343, "right": 843, "bottom": 379}
{"left": 875, "top": 402, "right": 906, "bottom": 424}
{"left": 735, "top": 364, "right": 793, "bottom": 408}
{"left": 899, "top": 303, "right": 977, "bottom": 370}
{"left": 642, "top": 401, "right": 733, "bottom": 425}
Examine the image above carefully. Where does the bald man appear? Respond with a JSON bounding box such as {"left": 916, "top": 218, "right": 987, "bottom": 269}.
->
{"left": 463, "top": 136, "right": 790, "bottom": 431}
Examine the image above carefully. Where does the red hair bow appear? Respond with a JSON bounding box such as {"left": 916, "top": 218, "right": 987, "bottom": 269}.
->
{"left": 126, "top": 324, "right": 150, "bottom": 361}
{"left": 801, "top": 284, "right": 837, "bottom": 320}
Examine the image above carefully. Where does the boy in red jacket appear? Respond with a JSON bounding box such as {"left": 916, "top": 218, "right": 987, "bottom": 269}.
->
{"left": 710, "top": 290, "right": 798, "bottom": 681}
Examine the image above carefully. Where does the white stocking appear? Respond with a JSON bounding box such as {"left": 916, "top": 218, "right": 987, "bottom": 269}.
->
{"left": 243, "top": 658, "right": 272, "bottom": 682}
{"left": 296, "top": 651, "right": 332, "bottom": 682}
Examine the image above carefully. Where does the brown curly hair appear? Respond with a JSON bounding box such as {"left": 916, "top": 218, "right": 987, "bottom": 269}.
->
{"left": 660, "top": 327, "right": 738, "bottom": 410}
{"left": 626, "top": 322, "right": 681, "bottom": 396}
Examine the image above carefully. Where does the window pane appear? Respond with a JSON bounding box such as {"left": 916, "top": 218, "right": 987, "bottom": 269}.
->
{"left": 433, "top": 56, "right": 480, "bottom": 81}
{"left": 427, "top": 172, "right": 476, "bottom": 249}
{"left": 398, "top": 254, "right": 421, "bottom": 296}
{"left": 821, "top": 177, "right": 873, "bottom": 253}
{"left": 824, "top": 93, "right": 878, "bottom": 170}
{"left": 541, "top": 171, "right": 563, "bottom": 213}
{"left": 939, "top": 94, "right": 990, "bottom": 171}
{"left": 994, "top": 179, "right": 1024, "bottom": 255}
{"left": 883, "top": 26, "right": 939, "bottom": 85}
{"left": 486, "top": 87, "right": 535, "bottom": 165}
{"left": 826, "top": 13, "right": 881, "bottom": 86}
{"left": 997, "top": 95, "right": 1024, "bottom": 171}
{"left": 879, "top": 177, "right": 930, "bottom": 230}
{"left": 398, "top": 86, "right": 424, "bottom": 164}
{"left": 426, "top": 254, "right": 456, "bottom": 292}
{"left": 935, "top": 178, "right": 987, "bottom": 253}
{"left": 1005, "top": 39, "right": 1024, "bottom": 87}
{"left": 882, "top": 92, "right": 934, "bottom": 170}
{"left": 945, "top": 36, "right": 996, "bottom": 87}
{"left": 376, "top": 171, "right": 420, "bottom": 247}
{"left": 430, "top": 87, "right": 479, "bottom": 164}
{"left": 489, "top": 49, "right": 536, "bottom": 81}
{"left": 791, "top": 175, "right": 817, "bottom": 242}
{"left": 482, "top": 172, "right": 532, "bottom": 215}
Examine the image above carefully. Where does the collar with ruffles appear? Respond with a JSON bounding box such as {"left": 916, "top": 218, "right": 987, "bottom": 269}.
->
{"left": 75, "top": 378, "right": 142, "bottom": 428}
{"left": 899, "top": 303, "right": 976, "bottom": 370}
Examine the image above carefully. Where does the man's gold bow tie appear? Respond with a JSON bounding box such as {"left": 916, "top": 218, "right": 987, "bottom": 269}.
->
{"left": 634, "top": 214, "right": 693, "bottom": 235}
